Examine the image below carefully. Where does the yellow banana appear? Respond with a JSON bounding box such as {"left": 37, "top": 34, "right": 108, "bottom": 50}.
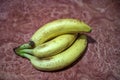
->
{"left": 18, "top": 34, "right": 77, "bottom": 58}
{"left": 31, "top": 19, "right": 91, "bottom": 47}
{"left": 17, "top": 18, "right": 91, "bottom": 49}
{"left": 18, "top": 35, "right": 87, "bottom": 71}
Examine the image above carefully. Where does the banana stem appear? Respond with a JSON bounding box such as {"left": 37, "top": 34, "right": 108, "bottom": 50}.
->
{"left": 18, "top": 43, "right": 32, "bottom": 50}
{"left": 16, "top": 41, "right": 35, "bottom": 50}
{"left": 14, "top": 48, "right": 36, "bottom": 60}
{"left": 20, "top": 53, "right": 36, "bottom": 60}
{"left": 13, "top": 44, "right": 31, "bottom": 55}
{"left": 18, "top": 49, "right": 33, "bottom": 54}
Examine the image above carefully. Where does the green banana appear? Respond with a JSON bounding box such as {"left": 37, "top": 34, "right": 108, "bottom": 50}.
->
{"left": 17, "top": 34, "right": 77, "bottom": 58}
{"left": 18, "top": 18, "right": 91, "bottom": 49}
{"left": 18, "top": 35, "right": 87, "bottom": 71}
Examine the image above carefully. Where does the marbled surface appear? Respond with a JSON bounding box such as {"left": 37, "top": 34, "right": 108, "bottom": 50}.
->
{"left": 0, "top": 0, "right": 120, "bottom": 80}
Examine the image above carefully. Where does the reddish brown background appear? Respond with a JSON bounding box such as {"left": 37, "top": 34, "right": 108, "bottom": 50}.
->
{"left": 0, "top": 0, "right": 120, "bottom": 80}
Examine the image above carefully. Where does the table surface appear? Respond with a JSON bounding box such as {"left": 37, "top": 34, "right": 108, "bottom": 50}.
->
{"left": 0, "top": 0, "right": 120, "bottom": 80}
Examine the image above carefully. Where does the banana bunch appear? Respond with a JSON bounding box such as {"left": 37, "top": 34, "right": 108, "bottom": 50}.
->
{"left": 14, "top": 18, "right": 92, "bottom": 71}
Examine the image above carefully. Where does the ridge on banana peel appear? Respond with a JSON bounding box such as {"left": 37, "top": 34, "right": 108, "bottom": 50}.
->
{"left": 17, "top": 35, "right": 87, "bottom": 71}
{"left": 17, "top": 18, "right": 91, "bottom": 49}
{"left": 17, "top": 33, "right": 77, "bottom": 58}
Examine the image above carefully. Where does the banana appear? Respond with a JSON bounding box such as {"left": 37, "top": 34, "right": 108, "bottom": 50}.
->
{"left": 17, "top": 34, "right": 77, "bottom": 58}
{"left": 18, "top": 18, "right": 91, "bottom": 49}
{"left": 17, "top": 35, "right": 87, "bottom": 71}
{"left": 31, "top": 19, "right": 91, "bottom": 47}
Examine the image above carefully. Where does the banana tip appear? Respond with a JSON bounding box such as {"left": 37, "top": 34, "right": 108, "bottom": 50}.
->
{"left": 29, "top": 40, "right": 35, "bottom": 48}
